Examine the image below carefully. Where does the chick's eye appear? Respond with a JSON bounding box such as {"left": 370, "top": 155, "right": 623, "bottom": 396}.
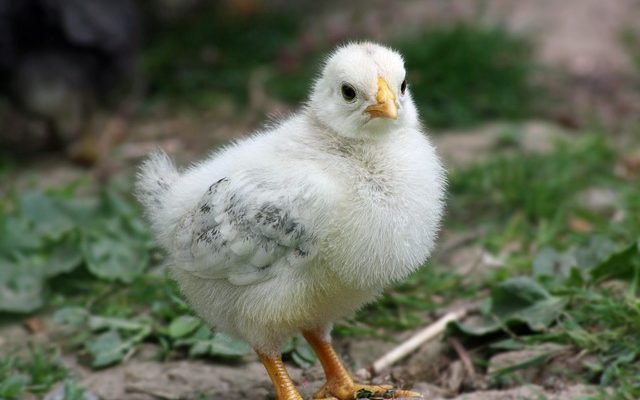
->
{"left": 401, "top": 79, "right": 407, "bottom": 95}
{"left": 341, "top": 84, "right": 356, "bottom": 102}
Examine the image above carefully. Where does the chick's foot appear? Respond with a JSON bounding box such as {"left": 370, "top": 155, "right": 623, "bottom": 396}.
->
{"left": 303, "top": 330, "right": 421, "bottom": 400}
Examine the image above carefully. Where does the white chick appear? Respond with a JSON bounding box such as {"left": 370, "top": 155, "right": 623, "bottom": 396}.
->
{"left": 136, "top": 42, "right": 445, "bottom": 400}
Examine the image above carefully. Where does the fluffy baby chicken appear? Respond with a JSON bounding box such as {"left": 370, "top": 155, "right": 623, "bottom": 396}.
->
{"left": 136, "top": 42, "right": 445, "bottom": 400}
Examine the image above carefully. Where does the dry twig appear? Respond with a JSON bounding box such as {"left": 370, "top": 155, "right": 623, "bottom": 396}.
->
{"left": 448, "top": 337, "right": 475, "bottom": 379}
{"left": 357, "top": 307, "right": 470, "bottom": 378}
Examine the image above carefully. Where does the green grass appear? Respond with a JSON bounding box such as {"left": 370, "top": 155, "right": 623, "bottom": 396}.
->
{"left": 143, "top": 8, "right": 308, "bottom": 108}
{"left": 396, "top": 24, "right": 537, "bottom": 128}
{"left": 447, "top": 135, "right": 623, "bottom": 254}
{"left": 559, "top": 288, "right": 640, "bottom": 392}
{"left": 450, "top": 136, "right": 612, "bottom": 222}
{"left": 0, "top": 347, "right": 86, "bottom": 399}
{"left": 143, "top": 12, "right": 539, "bottom": 128}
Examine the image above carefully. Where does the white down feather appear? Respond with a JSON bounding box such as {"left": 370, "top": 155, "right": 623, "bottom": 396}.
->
{"left": 136, "top": 42, "right": 446, "bottom": 353}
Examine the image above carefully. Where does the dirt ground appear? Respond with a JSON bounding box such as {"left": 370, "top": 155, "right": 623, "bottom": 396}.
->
{"left": 4, "top": 1, "right": 640, "bottom": 399}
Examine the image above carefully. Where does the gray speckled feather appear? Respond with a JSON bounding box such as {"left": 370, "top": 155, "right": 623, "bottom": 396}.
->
{"left": 171, "top": 175, "right": 317, "bottom": 286}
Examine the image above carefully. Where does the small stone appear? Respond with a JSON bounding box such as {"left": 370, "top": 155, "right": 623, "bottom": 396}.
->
{"left": 577, "top": 187, "right": 618, "bottom": 213}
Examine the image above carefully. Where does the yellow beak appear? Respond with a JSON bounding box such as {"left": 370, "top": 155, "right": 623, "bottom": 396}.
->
{"left": 365, "top": 76, "right": 398, "bottom": 120}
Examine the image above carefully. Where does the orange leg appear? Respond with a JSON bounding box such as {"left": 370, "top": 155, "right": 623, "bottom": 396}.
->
{"left": 256, "top": 351, "right": 303, "bottom": 400}
{"left": 302, "top": 330, "right": 422, "bottom": 399}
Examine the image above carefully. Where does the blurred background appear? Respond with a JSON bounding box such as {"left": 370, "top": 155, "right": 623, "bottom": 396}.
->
{"left": 1, "top": 1, "right": 639, "bottom": 399}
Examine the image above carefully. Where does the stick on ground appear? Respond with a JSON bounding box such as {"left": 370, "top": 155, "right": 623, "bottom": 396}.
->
{"left": 358, "top": 307, "right": 469, "bottom": 378}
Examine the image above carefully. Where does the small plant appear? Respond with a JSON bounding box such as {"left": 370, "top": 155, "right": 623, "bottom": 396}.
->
{"left": 61, "top": 379, "right": 88, "bottom": 400}
{"left": 0, "top": 185, "right": 154, "bottom": 314}
{"left": 448, "top": 239, "right": 640, "bottom": 397}
{"left": 0, "top": 347, "right": 69, "bottom": 398}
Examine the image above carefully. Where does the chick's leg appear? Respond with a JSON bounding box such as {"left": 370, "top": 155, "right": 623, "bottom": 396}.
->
{"left": 302, "top": 330, "right": 422, "bottom": 400}
{"left": 257, "top": 351, "right": 304, "bottom": 400}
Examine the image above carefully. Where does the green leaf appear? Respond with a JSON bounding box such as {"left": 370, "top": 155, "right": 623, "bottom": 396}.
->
{"left": 188, "top": 340, "right": 211, "bottom": 357}
{"left": 19, "top": 191, "right": 74, "bottom": 239}
{"left": 292, "top": 339, "right": 316, "bottom": 368}
{"left": 0, "top": 257, "right": 44, "bottom": 313}
{"left": 281, "top": 337, "right": 295, "bottom": 354}
{"left": 0, "top": 216, "right": 41, "bottom": 254}
{"left": 58, "top": 197, "right": 101, "bottom": 225}
{"left": 532, "top": 246, "right": 576, "bottom": 279}
{"left": 450, "top": 277, "right": 567, "bottom": 337}
{"left": 489, "top": 338, "right": 526, "bottom": 351}
{"left": 41, "top": 233, "right": 83, "bottom": 278}
{"left": 574, "top": 236, "right": 618, "bottom": 270}
{"left": 208, "top": 333, "right": 251, "bottom": 357}
{"left": 82, "top": 227, "right": 149, "bottom": 283}
{"left": 53, "top": 306, "right": 89, "bottom": 327}
{"left": 62, "top": 379, "right": 88, "bottom": 400}
{"left": 86, "top": 331, "right": 128, "bottom": 368}
{"left": 168, "top": 315, "right": 202, "bottom": 339}
{"left": 590, "top": 240, "right": 640, "bottom": 283}
{"left": 281, "top": 336, "right": 317, "bottom": 368}
{"left": 186, "top": 330, "right": 250, "bottom": 358}
{"left": 101, "top": 190, "right": 138, "bottom": 218}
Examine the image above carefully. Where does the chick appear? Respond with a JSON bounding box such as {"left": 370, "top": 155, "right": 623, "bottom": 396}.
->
{"left": 136, "top": 42, "right": 445, "bottom": 400}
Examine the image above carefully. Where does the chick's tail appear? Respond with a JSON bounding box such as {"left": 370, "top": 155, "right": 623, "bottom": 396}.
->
{"left": 135, "top": 150, "right": 180, "bottom": 246}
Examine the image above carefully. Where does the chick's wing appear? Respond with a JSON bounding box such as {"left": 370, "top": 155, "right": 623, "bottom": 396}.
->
{"left": 171, "top": 172, "right": 319, "bottom": 286}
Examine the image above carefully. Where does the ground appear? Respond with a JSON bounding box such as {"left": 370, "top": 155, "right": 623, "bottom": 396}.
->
{"left": 1, "top": 1, "right": 640, "bottom": 400}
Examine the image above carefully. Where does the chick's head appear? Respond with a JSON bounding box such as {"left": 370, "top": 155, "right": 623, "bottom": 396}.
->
{"left": 308, "top": 42, "right": 418, "bottom": 139}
